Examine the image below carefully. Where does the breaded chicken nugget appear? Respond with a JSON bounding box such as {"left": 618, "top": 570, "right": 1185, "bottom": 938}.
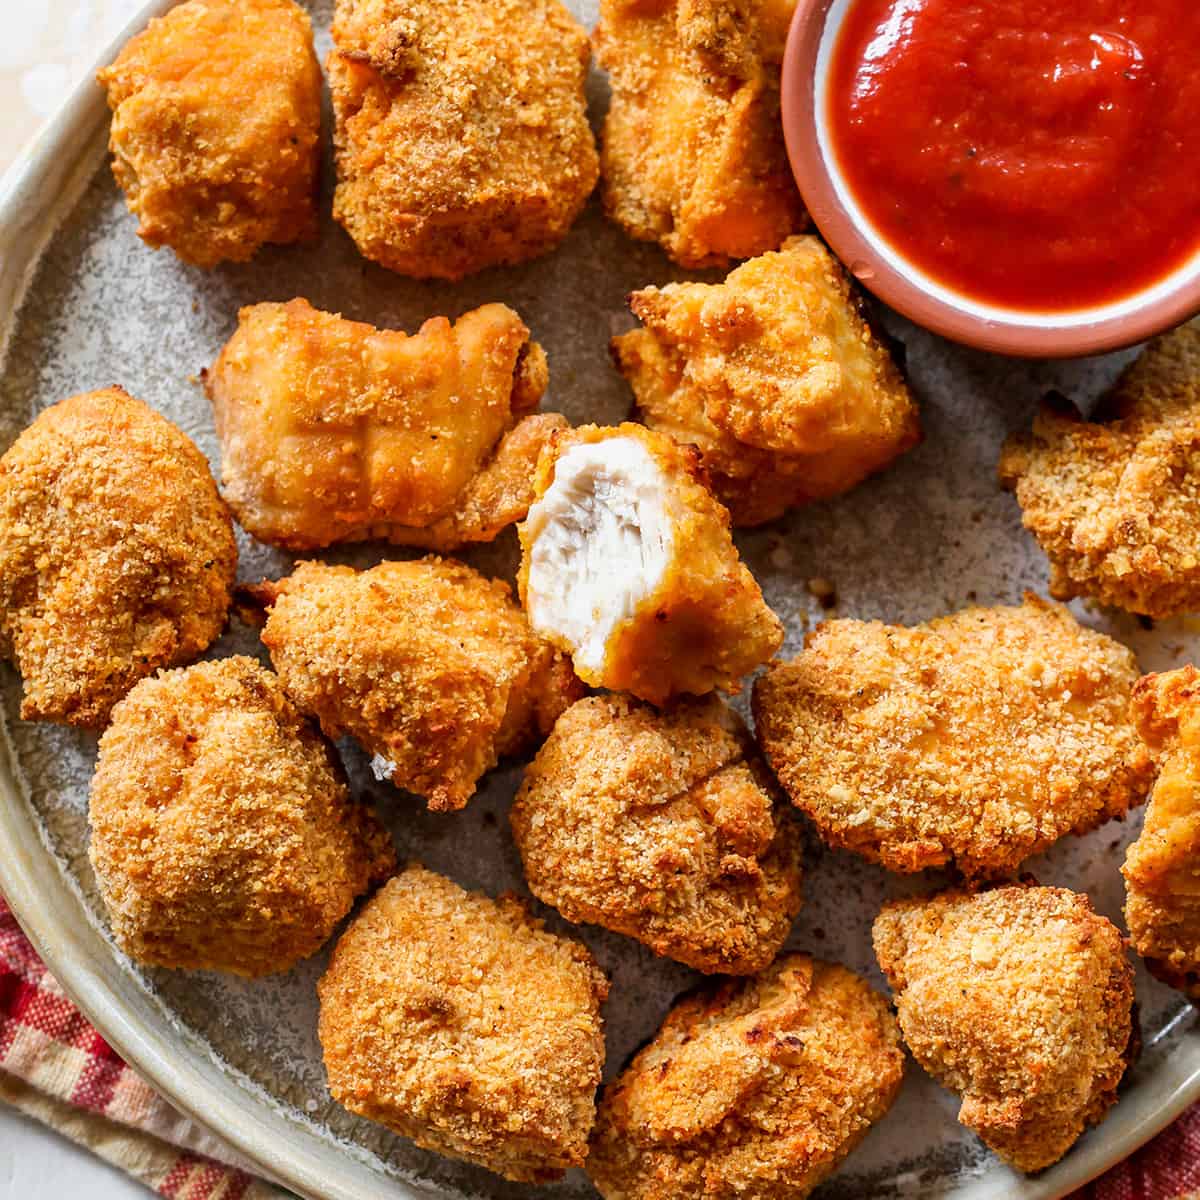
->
{"left": 873, "top": 884, "right": 1135, "bottom": 1173}
{"left": 1123, "top": 666, "right": 1200, "bottom": 997}
{"left": 318, "top": 864, "right": 607, "bottom": 1182}
{"left": 249, "top": 558, "right": 582, "bottom": 812}
{"left": 97, "top": 0, "right": 320, "bottom": 268}
{"left": 0, "top": 388, "right": 236, "bottom": 728}
{"left": 205, "top": 298, "right": 558, "bottom": 551}
{"left": 511, "top": 694, "right": 802, "bottom": 974}
{"left": 89, "top": 657, "right": 394, "bottom": 977}
{"left": 614, "top": 236, "right": 919, "bottom": 525}
{"left": 518, "top": 423, "right": 783, "bottom": 704}
{"left": 588, "top": 954, "right": 903, "bottom": 1199}
{"left": 999, "top": 324, "right": 1200, "bottom": 618}
{"left": 328, "top": 0, "right": 598, "bottom": 280}
{"left": 594, "top": 0, "right": 805, "bottom": 269}
{"left": 753, "top": 594, "right": 1153, "bottom": 878}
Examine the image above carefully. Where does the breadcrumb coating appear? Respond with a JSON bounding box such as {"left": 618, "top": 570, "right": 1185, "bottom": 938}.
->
{"left": 587, "top": 954, "right": 903, "bottom": 1199}
{"left": 328, "top": 0, "right": 598, "bottom": 280}
{"left": 594, "top": 0, "right": 806, "bottom": 268}
{"left": 873, "top": 884, "right": 1135, "bottom": 1173}
{"left": 250, "top": 558, "right": 583, "bottom": 812}
{"left": 518, "top": 423, "right": 783, "bottom": 704}
{"left": 1123, "top": 666, "right": 1200, "bottom": 997}
{"left": 753, "top": 594, "right": 1153, "bottom": 878}
{"left": 205, "top": 298, "right": 558, "bottom": 550}
{"left": 89, "top": 657, "right": 394, "bottom": 977}
{"left": 511, "top": 694, "right": 802, "bottom": 974}
{"left": 614, "top": 236, "right": 919, "bottom": 525}
{"left": 0, "top": 388, "right": 236, "bottom": 728}
{"left": 317, "top": 865, "right": 608, "bottom": 1182}
{"left": 999, "top": 324, "right": 1200, "bottom": 618}
{"left": 97, "top": 0, "right": 320, "bottom": 268}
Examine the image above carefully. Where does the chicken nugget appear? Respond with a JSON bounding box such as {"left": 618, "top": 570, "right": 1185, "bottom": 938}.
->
{"left": 512, "top": 694, "right": 802, "bottom": 974}
{"left": 328, "top": 0, "right": 598, "bottom": 280}
{"left": 0, "top": 388, "right": 236, "bottom": 728}
{"left": 587, "top": 954, "right": 903, "bottom": 1199}
{"left": 999, "top": 324, "right": 1200, "bottom": 618}
{"left": 753, "top": 594, "right": 1153, "bottom": 878}
{"left": 97, "top": 0, "right": 320, "bottom": 268}
{"left": 318, "top": 864, "right": 607, "bottom": 1182}
{"left": 614, "top": 236, "right": 919, "bottom": 525}
{"left": 205, "top": 298, "right": 558, "bottom": 551}
{"left": 518, "top": 423, "right": 783, "bottom": 704}
{"left": 594, "top": 0, "right": 805, "bottom": 269}
{"left": 873, "top": 883, "right": 1135, "bottom": 1173}
{"left": 89, "top": 657, "right": 394, "bottom": 977}
{"left": 249, "top": 558, "right": 582, "bottom": 812}
{"left": 1123, "top": 666, "right": 1200, "bottom": 997}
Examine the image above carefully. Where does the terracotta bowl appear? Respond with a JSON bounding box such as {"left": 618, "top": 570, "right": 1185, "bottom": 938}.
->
{"left": 780, "top": 0, "right": 1200, "bottom": 357}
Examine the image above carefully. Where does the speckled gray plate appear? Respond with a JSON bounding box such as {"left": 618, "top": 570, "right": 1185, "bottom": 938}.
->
{"left": 1, "top": 3, "right": 1199, "bottom": 1198}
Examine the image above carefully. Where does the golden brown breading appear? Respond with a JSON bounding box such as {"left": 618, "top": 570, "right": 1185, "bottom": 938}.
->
{"left": 614, "top": 236, "right": 920, "bottom": 525}
{"left": 1123, "top": 666, "right": 1200, "bottom": 997}
{"left": 318, "top": 864, "right": 607, "bottom": 1183}
{"left": 250, "top": 558, "right": 583, "bottom": 812}
{"left": 511, "top": 694, "right": 802, "bottom": 974}
{"left": 0, "top": 388, "right": 236, "bottom": 729}
{"left": 873, "top": 884, "right": 1135, "bottom": 1173}
{"left": 97, "top": 0, "right": 320, "bottom": 268}
{"left": 587, "top": 954, "right": 903, "bottom": 1199}
{"left": 89, "top": 657, "right": 394, "bottom": 977}
{"left": 594, "top": 0, "right": 805, "bottom": 269}
{"left": 753, "top": 594, "right": 1153, "bottom": 878}
{"left": 999, "top": 324, "right": 1200, "bottom": 618}
{"left": 204, "top": 298, "right": 558, "bottom": 551}
{"left": 328, "top": 0, "right": 598, "bottom": 280}
{"left": 518, "top": 423, "right": 783, "bottom": 704}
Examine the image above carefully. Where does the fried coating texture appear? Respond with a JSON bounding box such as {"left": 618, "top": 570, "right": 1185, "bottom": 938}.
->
{"left": 999, "top": 324, "right": 1200, "bottom": 618}
{"left": 251, "top": 558, "right": 582, "bottom": 812}
{"left": 318, "top": 864, "right": 608, "bottom": 1182}
{"left": 1123, "top": 666, "right": 1200, "bottom": 997}
{"left": 89, "top": 657, "right": 394, "bottom": 977}
{"left": 614, "top": 236, "right": 919, "bottom": 525}
{"left": 587, "top": 954, "right": 903, "bottom": 1199}
{"left": 328, "top": 0, "right": 598, "bottom": 280}
{"left": 511, "top": 694, "right": 802, "bottom": 974}
{"left": 205, "top": 299, "right": 558, "bottom": 551}
{"left": 97, "top": 0, "right": 320, "bottom": 268}
{"left": 594, "top": 0, "right": 805, "bottom": 268}
{"left": 873, "top": 884, "right": 1135, "bottom": 1173}
{"left": 753, "top": 594, "right": 1153, "bottom": 878}
{"left": 0, "top": 388, "right": 236, "bottom": 728}
{"left": 518, "top": 423, "right": 783, "bottom": 704}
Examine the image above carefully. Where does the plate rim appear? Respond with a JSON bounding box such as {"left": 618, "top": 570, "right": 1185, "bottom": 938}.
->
{"left": 1, "top": 3, "right": 1199, "bottom": 1198}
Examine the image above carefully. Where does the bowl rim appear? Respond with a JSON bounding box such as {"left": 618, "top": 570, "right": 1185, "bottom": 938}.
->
{"left": 780, "top": 0, "right": 1200, "bottom": 357}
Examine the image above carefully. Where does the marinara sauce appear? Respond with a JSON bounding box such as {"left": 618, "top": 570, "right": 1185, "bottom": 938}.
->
{"left": 827, "top": 0, "right": 1200, "bottom": 312}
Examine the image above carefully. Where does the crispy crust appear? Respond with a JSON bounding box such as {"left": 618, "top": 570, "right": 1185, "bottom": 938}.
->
{"left": 873, "top": 883, "right": 1135, "bottom": 1173}
{"left": 998, "top": 324, "right": 1200, "bottom": 618}
{"left": 328, "top": 0, "right": 598, "bottom": 280}
{"left": 317, "top": 865, "right": 608, "bottom": 1182}
{"left": 587, "top": 954, "right": 904, "bottom": 1199}
{"left": 753, "top": 594, "right": 1153, "bottom": 878}
{"left": 511, "top": 694, "right": 803, "bottom": 974}
{"left": 89, "top": 657, "right": 394, "bottom": 976}
{"left": 253, "top": 557, "right": 583, "bottom": 812}
{"left": 614, "top": 236, "right": 919, "bottom": 525}
{"left": 97, "top": 0, "right": 321, "bottom": 267}
{"left": 0, "top": 388, "right": 236, "bottom": 728}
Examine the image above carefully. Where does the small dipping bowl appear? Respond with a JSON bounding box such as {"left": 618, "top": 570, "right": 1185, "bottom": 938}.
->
{"left": 781, "top": 0, "right": 1200, "bottom": 357}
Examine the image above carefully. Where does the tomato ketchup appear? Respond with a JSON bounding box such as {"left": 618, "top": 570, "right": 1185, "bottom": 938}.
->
{"left": 826, "top": 0, "right": 1200, "bottom": 312}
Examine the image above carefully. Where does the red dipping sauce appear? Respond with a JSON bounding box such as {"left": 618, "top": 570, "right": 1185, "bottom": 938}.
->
{"left": 826, "top": 0, "right": 1200, "bottom": 313}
